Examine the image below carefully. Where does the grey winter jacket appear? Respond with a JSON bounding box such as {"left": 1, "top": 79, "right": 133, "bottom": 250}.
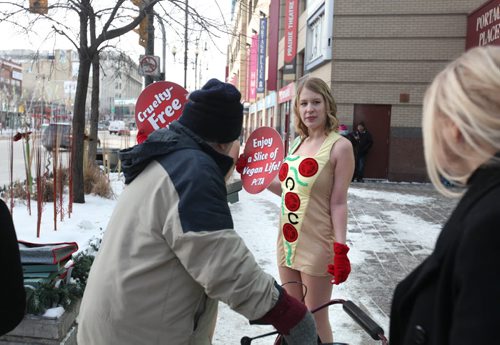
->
{"left": 77, "top": 122, "right": 278, "bottom": 345}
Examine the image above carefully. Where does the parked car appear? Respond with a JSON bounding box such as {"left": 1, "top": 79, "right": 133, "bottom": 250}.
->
{"left": 108, "top": 120, "right": 126, "bottom": 135}
{"left": 42, "top": 123, "right": 72, "bottom": 151}
{"left": 117, "top": 128, "right": 131, "bottom": 136}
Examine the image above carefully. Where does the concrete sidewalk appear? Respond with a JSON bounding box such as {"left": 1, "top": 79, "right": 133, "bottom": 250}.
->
{"left": 216, "top": 179, "right": 459, "bottom": 344}
{"left": 338, "top": 180, "right": 458, "bottom": 342}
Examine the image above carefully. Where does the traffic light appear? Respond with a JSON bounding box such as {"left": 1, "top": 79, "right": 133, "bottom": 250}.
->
{"left": 131, "top": 0, "right": 147, "bottom": 47}
{"left": 134, "top": 17, "right": 148, "bottom": 48}
{"left": 29, "top": 0, "right": 48, "bottom": 14}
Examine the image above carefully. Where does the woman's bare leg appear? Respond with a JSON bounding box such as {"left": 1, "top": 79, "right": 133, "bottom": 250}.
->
{"left": 278, "top": 266, "right": 304, "bottom": 302}
{"left": 301, "top": 273, "right": 333, "bottom": 343}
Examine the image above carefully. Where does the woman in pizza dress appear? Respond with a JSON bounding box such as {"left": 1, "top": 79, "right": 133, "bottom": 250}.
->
{"left": 267, "top": 77, "right": 355, "bottom": 344}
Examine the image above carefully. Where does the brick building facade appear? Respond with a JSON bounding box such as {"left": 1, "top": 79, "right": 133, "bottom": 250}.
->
{"left": 229, "top": 0, "right": 496, "bottom": 182}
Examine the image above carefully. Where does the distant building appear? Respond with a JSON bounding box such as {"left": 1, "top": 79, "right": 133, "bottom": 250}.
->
{"left": 0, "top": 49, "right": 79, "bottom": 127}
{"left": 0, "top": 49, "right": 142, "bottom": 127}
{"left": 99, "top": 51, "right": 142, "bottom": 123}
{"left": 0, "top": 58, "right": 23, "bottom": 128}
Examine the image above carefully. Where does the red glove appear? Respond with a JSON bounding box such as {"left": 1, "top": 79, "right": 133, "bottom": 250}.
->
{"left": 136, "top": 130, "right": 148, "bottom": 144}
{"left": 235, "top": 154, "right": 247, "bottom": 174}
{"left": 328, "top": 242, "right": 351, "bottom": 285}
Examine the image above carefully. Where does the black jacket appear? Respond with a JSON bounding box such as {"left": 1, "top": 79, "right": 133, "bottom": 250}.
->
{"left": 119, "top": 121, "right": 234, "bottom": 185}
{"left": 355, "top": 130, "right": 373, "bottom": 156}
{"left": 0, "top": 199, "right": 26, "bottom": 335}
{"left": 390, "top": 161, "right": 500, "bottom": 345}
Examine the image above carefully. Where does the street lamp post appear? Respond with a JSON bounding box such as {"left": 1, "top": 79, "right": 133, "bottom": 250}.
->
{"left": 184, "top": 0, "right": 188, "bottom": 89}
{"left": 155, "top": 12, "right": 167, "bottom": 81}
{"left": 172, "top": 46, "right": 177, "bottom": 62}
{"left": 194, "top": 44, "right": 199, "bottom": 89}
{"left": 145, "top": 6, "right": 155, "bottom": 87}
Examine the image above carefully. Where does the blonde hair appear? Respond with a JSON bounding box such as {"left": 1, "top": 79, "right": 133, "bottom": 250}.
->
{"left": 422, "top": 45, "right": 500, "bottom": 197}
{"left": 293, "top": 77, "right": 338, "bottom": 138}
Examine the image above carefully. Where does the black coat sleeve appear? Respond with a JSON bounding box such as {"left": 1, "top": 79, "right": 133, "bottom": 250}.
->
{"left": 0, "top": 199, "right": 26, "bottom": 335}
{"left": 358, "top": 131, "right": 373, "bottom": 156}
{"left": 450, "top": 204, "right": 500, "bottom": 344}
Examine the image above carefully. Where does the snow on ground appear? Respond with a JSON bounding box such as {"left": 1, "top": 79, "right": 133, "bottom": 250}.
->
{"left": 348, "top": 188, "right": 434, "bottom": 205}
{"left": 7, "top": 176, "right": 442, "bottom": 344}
{"left": 10, "top": 174, "right": 124, "bottom": 254}
{"left": 42, "top": 306, "right": 65, "bottom": 319}
{"left": 381, "top": 210, "right": 441, "bottom": 253}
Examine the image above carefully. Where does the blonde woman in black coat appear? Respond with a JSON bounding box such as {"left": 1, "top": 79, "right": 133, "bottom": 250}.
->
{"left": 0, "top": 199, "right": 25, "bottom": 335}
{"left": 389, "top": 45, "right": 500, "bottom": 345}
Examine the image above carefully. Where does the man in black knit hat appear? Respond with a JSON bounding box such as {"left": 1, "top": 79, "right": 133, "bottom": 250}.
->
{"left": 78, "top": 79, "right": 317, "bottom": 345}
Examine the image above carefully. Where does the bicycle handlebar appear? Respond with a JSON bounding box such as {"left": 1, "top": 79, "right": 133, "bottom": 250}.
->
{"left": 241, "top": 299, "right": 388, "bottom": 344}
{"left": 342, "top": 300, "right": 385, "bottom": 341}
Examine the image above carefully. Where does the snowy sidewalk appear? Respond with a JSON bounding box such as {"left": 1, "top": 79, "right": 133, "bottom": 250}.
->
{"left": 9, "top": 174, "right": 456, "bottom": 344}
{"left": 214, "top": 181, "right": 456, "bottom": 344}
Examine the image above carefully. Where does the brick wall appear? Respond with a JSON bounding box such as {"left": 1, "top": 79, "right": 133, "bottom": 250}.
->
{"left": 329, "top": 0, "right": 485, "bottom": 181}
{"left": 274, "top": 0, "right": 487, "bottom": 181}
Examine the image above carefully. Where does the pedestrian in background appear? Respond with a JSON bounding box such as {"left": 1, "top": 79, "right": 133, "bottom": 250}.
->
{"left": 77, "top": 79, "right": 317, "bottom": 345}
{"left": 390, "top": 45, "right": 500, "bottom": 344}
{"left": 0, "top": 199, "right": 26, "bottom": 336}
{"left": 352, "top": 121, "right": 372, "bottom": 182}
{"left": 339, "top": 124, "right": 358, "bottom": 177}
{"left": 265, "top": 77, "right": 355, "bottom": 344}
{"left": 338, "top": 124, "right": 349, "bottom": 136}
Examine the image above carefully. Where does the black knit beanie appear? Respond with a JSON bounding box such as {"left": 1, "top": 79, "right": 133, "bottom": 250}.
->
{"left": 179, "top": 78, "right": 243, "bottom": 143}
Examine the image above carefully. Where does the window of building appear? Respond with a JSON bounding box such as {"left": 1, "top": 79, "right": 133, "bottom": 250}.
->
{"left": 248, "top": 0, "right": 253, "bottom": 24}
{"left": 304, "top": 1, "right": 333, "bottom": 71}
{"left": 299, "top": 0, "right": 307, "bottom": 14}
{"left": 297, "top": 51, "right": 305, "bottom": 79}
{"left": 309, "top": 14, "right": 323, "bottom": 62}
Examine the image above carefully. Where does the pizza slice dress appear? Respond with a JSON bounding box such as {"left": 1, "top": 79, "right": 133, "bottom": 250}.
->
{"left": 278, "top": 130, "right": 342, "bottom": 277}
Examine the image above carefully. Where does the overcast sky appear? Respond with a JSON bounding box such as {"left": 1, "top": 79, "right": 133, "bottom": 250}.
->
{"left": 0, "top": 0, "right": 232, "bottom": 91}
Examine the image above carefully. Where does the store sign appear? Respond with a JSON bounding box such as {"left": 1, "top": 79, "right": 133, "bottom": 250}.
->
{"left": 466, "top": 0, "right": 500, "bottom": 49}
{"left": 284, "top": 0, "right": 298, "bottom": 74}
{"left": 265, "top": 91, "right": 277, "bottom": 108}
{"left": 278, "top": 82, "right": 295, "bottom": 103}
{"left": 257, "top": 17, "right": 268, "bottom": 93}
{"left": 11, "top": 70, "right": 23, "bottom": 81}
{"left": 248, "top": 34, "right": 259, "bottom": 101}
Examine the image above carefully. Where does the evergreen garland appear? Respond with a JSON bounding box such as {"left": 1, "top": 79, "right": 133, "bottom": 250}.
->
{"left": 25, "top": 250, "right": 96, "bottom": 315}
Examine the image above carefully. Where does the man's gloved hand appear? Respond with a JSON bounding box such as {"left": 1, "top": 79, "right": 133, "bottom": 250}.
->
{"left": 327, "top": 242, "right": 351, "bottom": 285}
{"left": 235, "top": 154, "right": 247, "bottom": 174}
{"left": 251, "top": 284, "right": 317, "bottom": 345}
{"left": 282, "top": 311, "right": 317, "bottom": 345}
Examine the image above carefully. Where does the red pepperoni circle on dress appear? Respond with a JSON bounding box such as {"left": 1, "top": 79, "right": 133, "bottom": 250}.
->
{"left": 298, "top": 158, "right": 319, "bottom": 177}
{"left": 284, "top": 192, "right": 300, "bottom": 211}
{"left": 283, "top": 223, "right": 298, "bottom": 242}
{"left": 279, "top": 162, "right": 289, "bottom": 181}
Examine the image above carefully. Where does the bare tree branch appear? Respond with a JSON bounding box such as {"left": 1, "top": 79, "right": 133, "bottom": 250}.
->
{"left": 100, "top": 0, "right": 126, "bottom": 36}
{"left": 51, "top": 25, "right": 79, "bottom": 51}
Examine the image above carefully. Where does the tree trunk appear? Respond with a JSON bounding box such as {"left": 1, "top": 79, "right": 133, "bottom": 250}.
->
{"left": 71, "top": 52, "right": 92, "bottom": 204}
{"left": 88, "top": 53, "right": 100, "bottom": 167}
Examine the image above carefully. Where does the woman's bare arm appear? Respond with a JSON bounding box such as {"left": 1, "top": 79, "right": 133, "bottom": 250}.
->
{"left": 329, "top": 137, "right": 355, "bottom": 244}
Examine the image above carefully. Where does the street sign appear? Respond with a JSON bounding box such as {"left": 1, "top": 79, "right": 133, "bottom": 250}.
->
{"left": 138, "top": 55, "right": 160, "bottom": 76}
